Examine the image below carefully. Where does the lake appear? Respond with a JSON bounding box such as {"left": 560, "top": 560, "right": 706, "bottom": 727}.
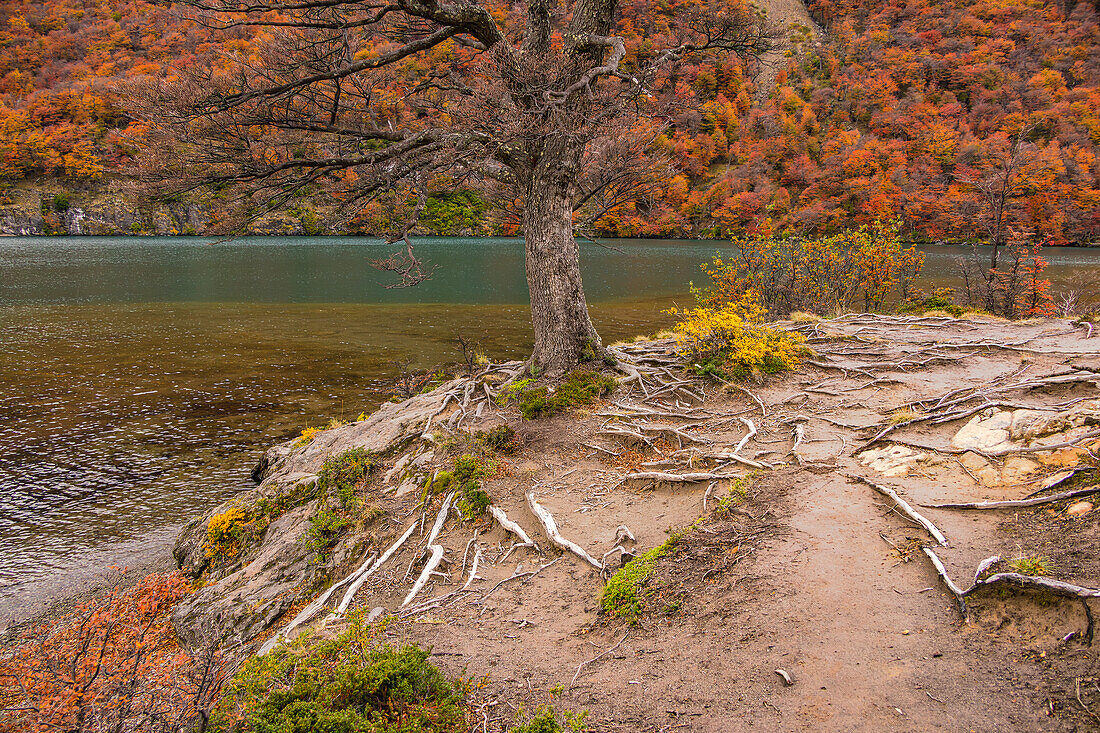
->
{"left": 1, "top": 235, "right": 1098, "bottom": 624}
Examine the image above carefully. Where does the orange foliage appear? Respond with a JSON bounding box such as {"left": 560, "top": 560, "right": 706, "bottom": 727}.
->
{"left": 1, "top": 0, "right": 1098, "bottom": 246}
{"left": 0, "top": 571, "right": 226, "bottom": 733}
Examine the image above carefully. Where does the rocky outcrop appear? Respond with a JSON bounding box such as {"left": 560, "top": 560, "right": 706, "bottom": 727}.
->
{"left": 951, "top": 399, "right": 1100, "bottom": 455}
{"left": 171, "top": 382, "right": 460, "bottom": 648}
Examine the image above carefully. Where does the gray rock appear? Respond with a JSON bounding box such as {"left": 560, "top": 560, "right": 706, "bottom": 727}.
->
{"left": 173, "top": 504, "right": 324, "bottom": 649}
{"left": 171, "top": 382, "right": 458, "bottom": 646}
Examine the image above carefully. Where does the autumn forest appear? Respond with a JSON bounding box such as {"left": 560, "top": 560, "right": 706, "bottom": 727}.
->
{"left": 0, "top": 0, "right": 1098, "bottom": 244}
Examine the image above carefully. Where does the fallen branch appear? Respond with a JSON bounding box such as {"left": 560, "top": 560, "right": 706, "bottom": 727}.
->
{"left": 852, "top": 475, "right": 948, "bottom": 545}
{"left": 401, "top": 545, "right": 445, "bottom": 609}
{"left": 618, "top": 471, "right": 741, "bottom": 485}
{"left": 970, "top": 572, "right": 1100, "bottom": 600}
{"left": 922, "top": 485, "right": 1100, "bottom": 510}
{"left": 526, "top": 492, "right": 604, "bottom": 570}
{"left": 401, "top": 547, "right": 484, "bottom": 617}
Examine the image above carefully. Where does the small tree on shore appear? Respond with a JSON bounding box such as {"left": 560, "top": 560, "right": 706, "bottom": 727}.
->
{"left": 129, "top": 0, "right": 770, "bottom": 375}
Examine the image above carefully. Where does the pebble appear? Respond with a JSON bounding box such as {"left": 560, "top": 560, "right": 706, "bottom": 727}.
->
{"left": 1066, "top": 501, "right": 1093, "bottom": 517}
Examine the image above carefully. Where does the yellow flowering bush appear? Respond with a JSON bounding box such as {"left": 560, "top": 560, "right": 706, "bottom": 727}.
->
{"left": 698, "top": 220, "right": 924, "bottom": 317}
{"left": 205, "top": 505, "right": 258, "bottom": 565}
{"left": 668, "top": 290, "right": 806, "bottom": 381}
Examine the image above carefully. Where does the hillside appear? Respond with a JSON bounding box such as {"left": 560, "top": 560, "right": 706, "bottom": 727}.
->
{"left": 0, "top": 0, "right": 1097, "bottom": 243}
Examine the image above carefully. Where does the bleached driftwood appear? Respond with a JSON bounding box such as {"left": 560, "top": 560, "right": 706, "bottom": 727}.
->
{"left": 854, "top": 475, "right": 948, "bottom": 546}
{"left": 526, "top": 492, "right": 604, "bottom": 570}
{"left": 401, "top": 547, "right": 484, "bottom": 617}
{"left": 973, "top": 555, "right": 1001, "bottom": 584}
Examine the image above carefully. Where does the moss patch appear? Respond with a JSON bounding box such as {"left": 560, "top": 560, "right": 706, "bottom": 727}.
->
{"left": 511, "top": 370, "right": 617, "bottom": 420}
{"left": 599, "top": 530, "right": 687, "bottom": 621}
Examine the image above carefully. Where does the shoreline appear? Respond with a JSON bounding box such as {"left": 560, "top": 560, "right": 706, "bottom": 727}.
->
{"left": 6, "top": 314, "right": 1100, "bottom": 729}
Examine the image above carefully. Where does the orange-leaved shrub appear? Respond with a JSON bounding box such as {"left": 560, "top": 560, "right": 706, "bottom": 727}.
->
{"left": 0, "top": 571, "right": 227, "bottom": 733}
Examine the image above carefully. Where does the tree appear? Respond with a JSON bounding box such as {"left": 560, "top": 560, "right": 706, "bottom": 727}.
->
{"left": 129, "top": 0, "right": 771, "bottom": 375}
{"left": 957, "top": 127, "right": 1036, "bottom": 272}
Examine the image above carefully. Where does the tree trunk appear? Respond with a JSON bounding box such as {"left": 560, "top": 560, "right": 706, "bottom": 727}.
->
{"left": 521, "top": 141, "right": 603, "bottom": 376}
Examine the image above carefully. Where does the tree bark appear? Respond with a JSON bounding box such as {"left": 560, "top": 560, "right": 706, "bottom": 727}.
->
{"left": 521, "top": 139, "right": 603, "bottom": 376}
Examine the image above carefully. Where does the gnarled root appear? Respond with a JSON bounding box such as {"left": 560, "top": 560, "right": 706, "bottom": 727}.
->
{"left": 526, "top": 491, "right": 604, "bottom": 571}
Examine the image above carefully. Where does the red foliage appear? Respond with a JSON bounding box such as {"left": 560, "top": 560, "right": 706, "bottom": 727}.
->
{"left": 0, "top": 571, "right": 227, "bottom": 733}
{"left": 1, "top": 0, "right": 1098, "bottom": 245}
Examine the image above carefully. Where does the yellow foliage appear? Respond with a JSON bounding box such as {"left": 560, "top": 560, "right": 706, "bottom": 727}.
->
{"left": 205, "top": 505, "right": 254, "bottom": 564}
{"left": 667, "top": 291, "right": 806, "bottom": 381}
{"left": 294, "top": 426, "right": 321, "bottom": 448}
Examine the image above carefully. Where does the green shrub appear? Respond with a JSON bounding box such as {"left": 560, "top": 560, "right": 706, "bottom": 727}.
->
{"left": 513, "top": 371, "right": 616, "bottom": 420}
{"left": 317, "top": 447, "right": 374, "bottom": 509}
{"left": 600, "top": 543, "right": 673, "bottom": 621}
{"left": 898, "top": 287, "right": 964, "bottom": 317}
{"left": 509, "top": 705, "right": 590, "bottom": 733}
{"left": 478, "top": 425, "right": 520, "bottom": 454}
{"left": 211, "top": 617, "right": 465, "bottom": 733}
{"left": 302, "top": 448, "right": 376, "bottom": 558}
{"left": 306, "top": 505, "right": 350, "bottom": 555}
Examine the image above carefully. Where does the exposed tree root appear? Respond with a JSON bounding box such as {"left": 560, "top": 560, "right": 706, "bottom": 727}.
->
{"left": 480, "top": 558, "right": 561, "bottom": 600}
{"left": 922, "top": 485, "right": 1100, "bottom": 510}
{"left": 922, "top": 548, "right": 1100, "bottom": 640}
{"left": 617, "top": 470, "right": 741, "bottom": 486}
{"left": 526, "top": 492, "right": 604, "bottom": 571}
{"left": 851, "top": 475, "right": 948, "bottom": 546}
{"left": 488, "top": 505, "right": 539, "bottom": 551}
{"left": 401, "top": 492, "right": 456, "bottom": 609}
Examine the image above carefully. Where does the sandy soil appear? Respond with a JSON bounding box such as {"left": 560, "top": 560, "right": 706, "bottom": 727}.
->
{"left": 304, "top": 315, "right": 1100, "bottom": 731}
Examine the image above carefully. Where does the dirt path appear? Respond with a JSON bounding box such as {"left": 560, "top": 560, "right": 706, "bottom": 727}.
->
{"left": 310, "top": 315, "right": 1099, "bottom": 731}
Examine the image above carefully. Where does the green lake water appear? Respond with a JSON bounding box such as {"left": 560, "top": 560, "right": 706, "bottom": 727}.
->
{"left": 1, "top": 235, "right": 1098, "bottom": 623}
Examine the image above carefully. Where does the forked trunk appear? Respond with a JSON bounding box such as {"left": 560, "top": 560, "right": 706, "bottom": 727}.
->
{"left": 522, "top": 149, "right": 603, "bottom": 376}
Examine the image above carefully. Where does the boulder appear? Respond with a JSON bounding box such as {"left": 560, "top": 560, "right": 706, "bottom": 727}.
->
{"left": 172, "top": 503, "right": 323, "bottom": 649}
{"left": 859, "top": 445, "right": 928, "bottom": 477}
{"left": 171, "top": 381, "right": 458, "bottom": 648}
